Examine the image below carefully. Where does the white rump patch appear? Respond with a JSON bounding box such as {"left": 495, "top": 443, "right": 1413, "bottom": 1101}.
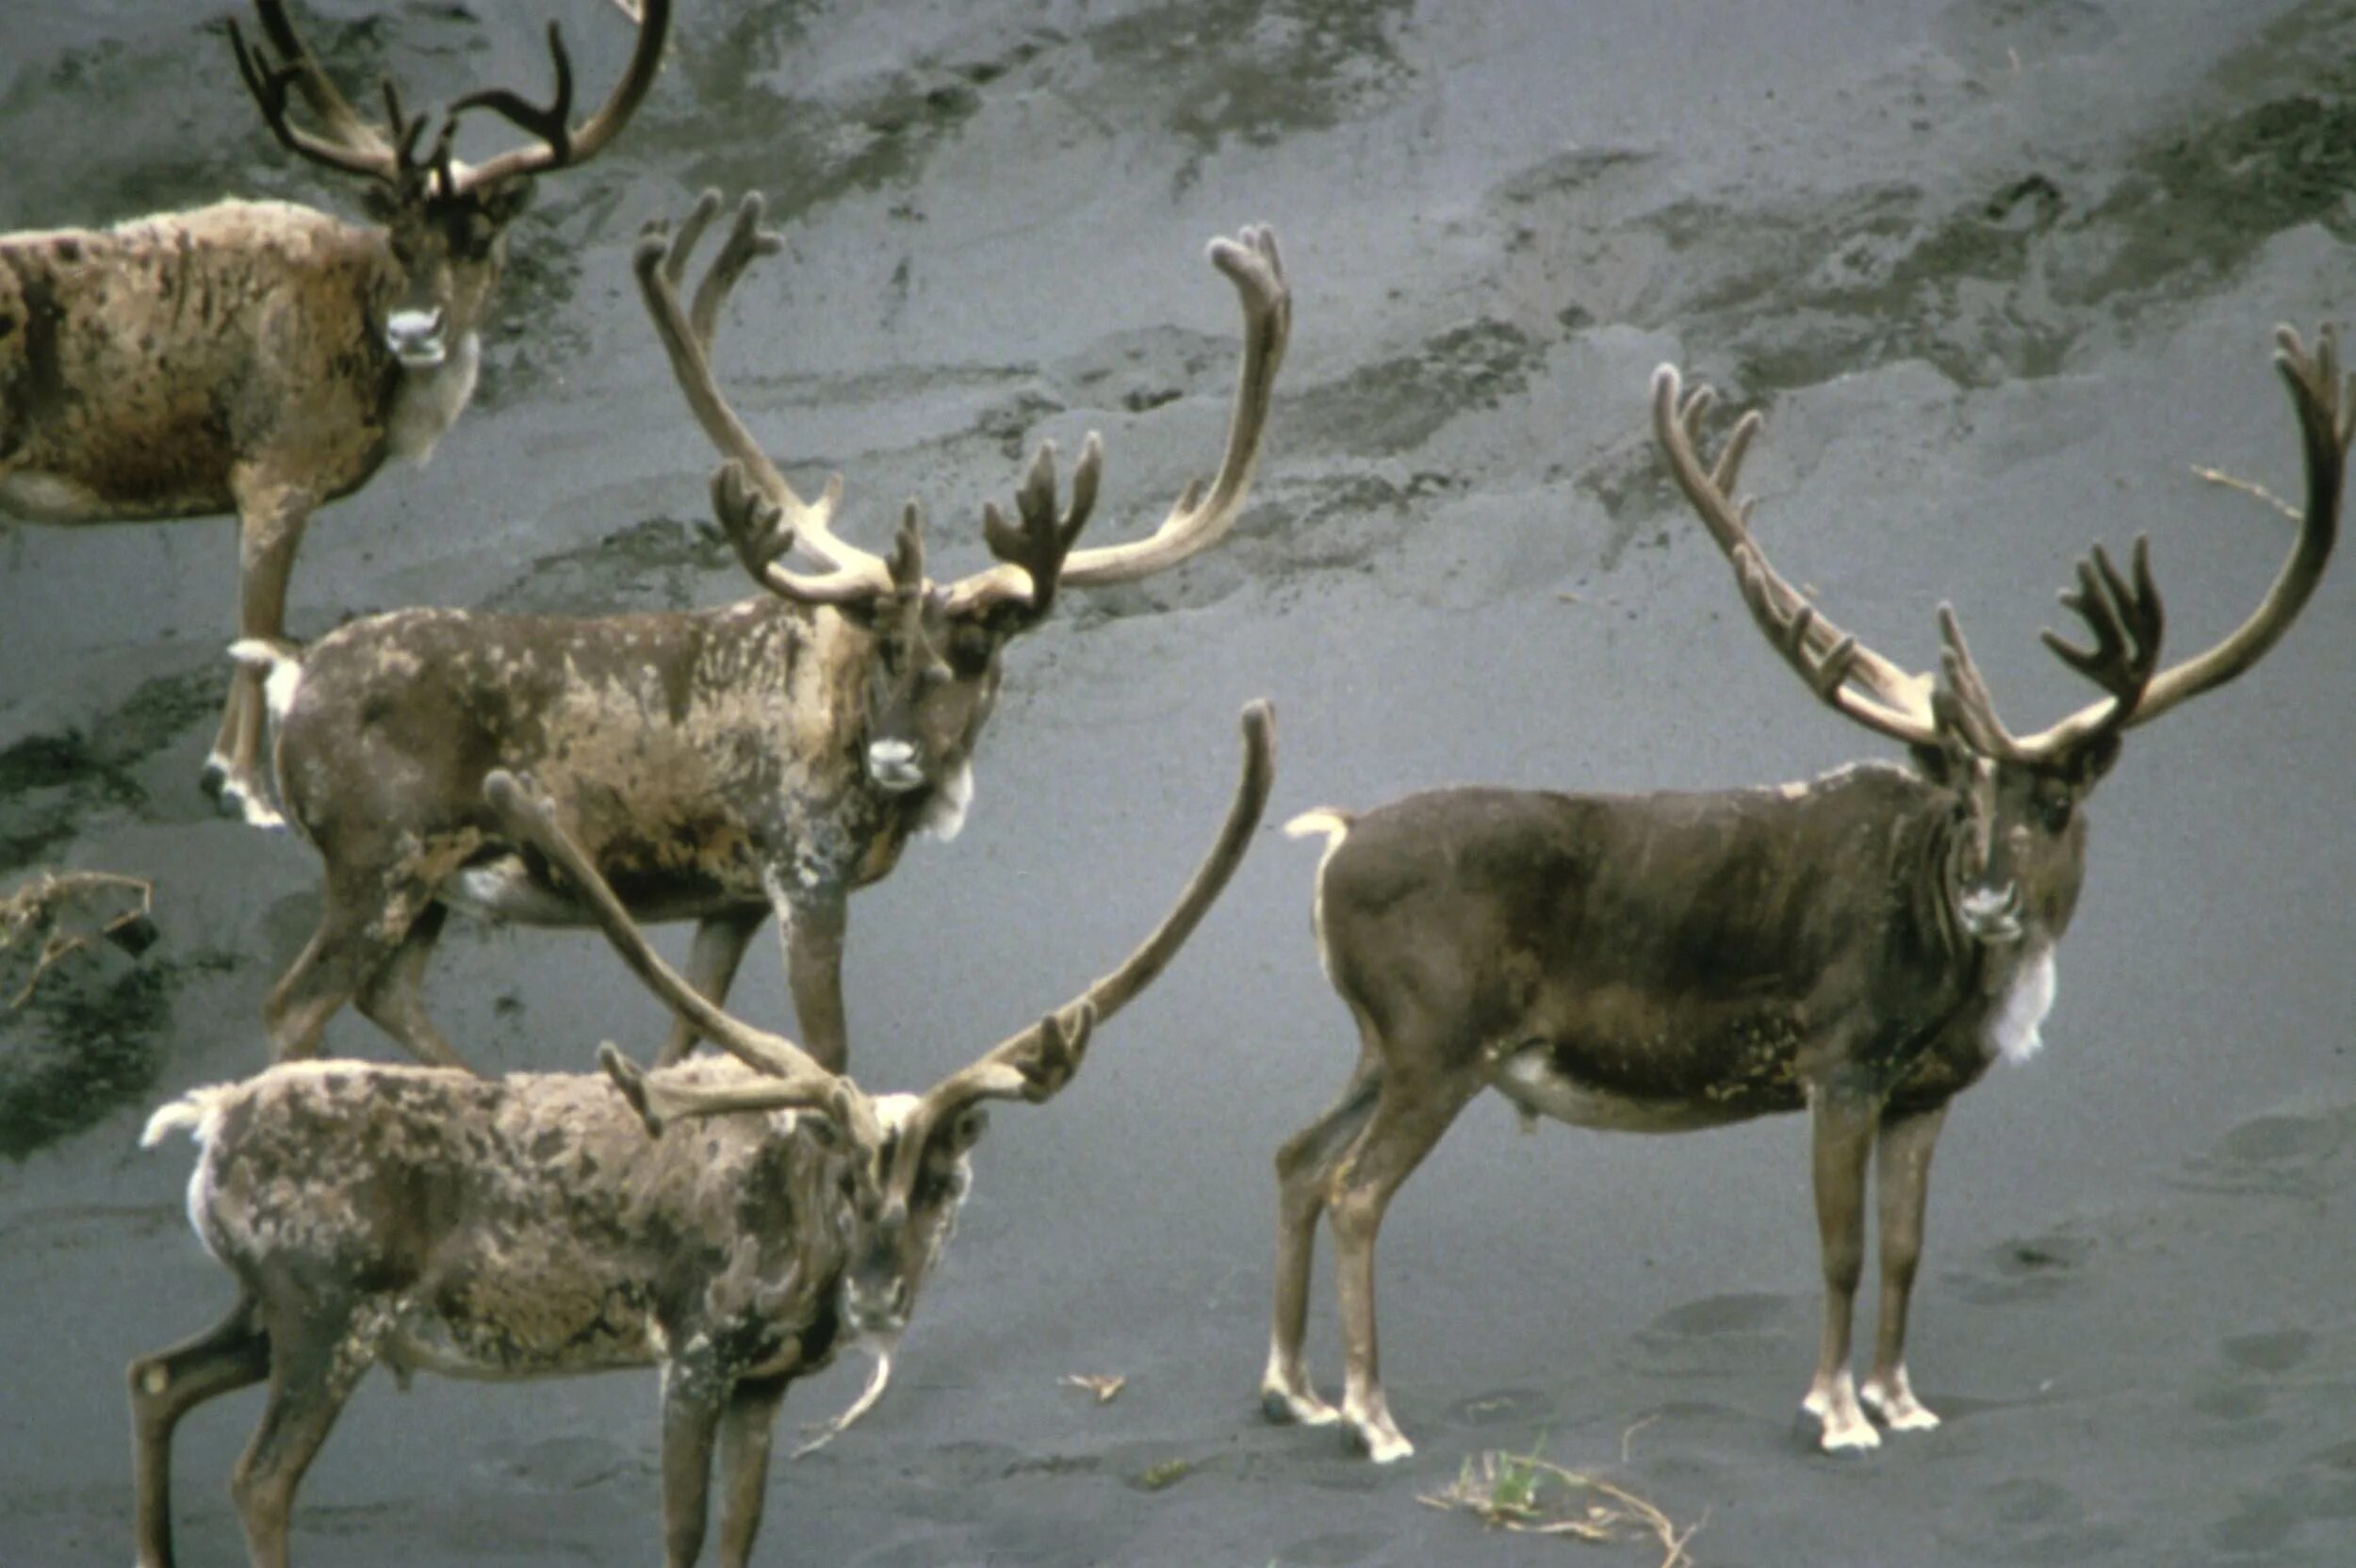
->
{"left": 917, "top": 760, "right": 974, "bottom": 842}
{"left": 1987, "top": 946, "right": 2058, "bottom": 1064}
{"left": 142, "top": 1086, "right": 236, "bottom": 1261}
{"left": 387, "top": 330, "right": 481, "bottom": 464}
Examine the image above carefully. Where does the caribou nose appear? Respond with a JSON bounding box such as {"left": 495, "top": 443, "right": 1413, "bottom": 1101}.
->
{"left": 1957, "top": 882, "right": 2024, "bottom": 943}
{"left": 385, "top": 307, "right": 449, "bottom": 369}
{"left": 866, "top": 738, "right": 925, "bottom": 792}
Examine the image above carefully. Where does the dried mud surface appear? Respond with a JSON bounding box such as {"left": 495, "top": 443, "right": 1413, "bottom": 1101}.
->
{"left": 4, "top": 2, "right": 2355, "bottom": 1565}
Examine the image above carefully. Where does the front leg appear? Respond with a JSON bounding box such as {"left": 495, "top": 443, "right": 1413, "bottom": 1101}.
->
{"left": 213, "top": 466, "right": 317, "bottom": 829}
{"left": 659, "top": 1359, "right": 727, "bottom": 1568}
{"left": 1860, "top": 1102, "right": 1950, "bottom": 1433}
{"left": 714, "top": 1370, "right": 794, "bottom": 1568}
{"left": 1803, "top": 1084, "right": 1881, "bottom": 1453}
{"left": 781, "top": 890, "right": 849, "bottom": 1073}
{"left": 657, "top": 909, "right": 767, "bottom": 1068}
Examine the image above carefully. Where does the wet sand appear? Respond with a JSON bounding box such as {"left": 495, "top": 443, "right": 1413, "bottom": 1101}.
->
{"left": 5, "top": 2, "right": 2355, "bottom": 1564}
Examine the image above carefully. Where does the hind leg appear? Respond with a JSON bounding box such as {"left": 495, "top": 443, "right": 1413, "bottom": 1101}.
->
{"left": 1262, "top": 1016, "right": 1383, "bottom": 1428}
{"left": 230, "top": 1298, "right": 374, "bottom": 1568}
{"left": 353, "top": 901, "right": 475, "bottom": 1071}
{"left": 129, "top": 1296, "right": 271, "bottom": 1568}
{"left": 266, "top": 867, "right": 432, "bottom": 1063}
{"left": 1326, "top": 1053, "right": 1481, "bottom": 1462}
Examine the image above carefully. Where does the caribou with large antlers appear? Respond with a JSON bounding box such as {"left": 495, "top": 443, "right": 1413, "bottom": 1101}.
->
{"left": 0, "top": 0, "right": 669, "bottom": 826}
{"left": 1261, "top": 328, "right": 2348, "bottom": 1462}
{"left": 129, "top": 702, "right": 1270, "bottom": 1568}
{"left": 234, "top": 193, "right": 1287, "bottom": 1071}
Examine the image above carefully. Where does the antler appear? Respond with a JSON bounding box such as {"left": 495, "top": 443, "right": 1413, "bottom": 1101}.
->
{"left": 1960, "top": 539, "right": 2165, "bottom": 761}
{"left": 938, "top": 437, "right": 1103, "bottom": 623}
{"left": 629, "top": 701, "right": 1276, "bottom": 1133}
{"left": 939, "top": 226, "right": 1291, "bottom": 611}
{"left": 914, "top": 699, "right": 1274, "bottom": 1121}
{"left": 446, "top": 0, "right": 670, "bottom": 192}
{"left": 230, "top": 0, "right": 410, "bottom": 184}
{"left": 2027, "top": 323, "right": 2350, "bottom": 745}
{"left": 1652, "top": 365, "right": 1943, "bottom": 748}
{"left": 636, "top": 192, "right": 888, "bottom": 596}
{"left": 479, "top": 771, "right": 857, "bottom": 1118}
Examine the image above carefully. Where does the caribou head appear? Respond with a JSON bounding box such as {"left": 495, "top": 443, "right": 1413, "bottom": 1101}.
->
{"left": 636, "top": 190, "right": 1289, "bottom": 838}
{"left": 1652, "top": 327, "right": 2348, "bottom": 967}
{"left": 229, "top": 0, "right": 669, "bottom": 370}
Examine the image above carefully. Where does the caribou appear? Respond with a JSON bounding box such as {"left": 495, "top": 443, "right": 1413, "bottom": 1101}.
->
{"left": 1259, "top": 327, "right": 2349, "bottom": 1462}
{"left": 235, "top": 192, "right": 1287, "bottom": 1072}
{"left": 130, "top": 701, "right": 1271, "bottom": 1568}
{"left": 0, "top": 0, "right": 669, "bottom": 827}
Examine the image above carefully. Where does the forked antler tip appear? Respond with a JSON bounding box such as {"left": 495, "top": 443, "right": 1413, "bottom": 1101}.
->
{"left": 597, "top": 1041, "right": 665, "bottom": 1137}
{"left": 481, "top": 767, "right": 539, "bottom": 821}
{"left": 1208, "top": 227, "right": 1287, "bottom": 307}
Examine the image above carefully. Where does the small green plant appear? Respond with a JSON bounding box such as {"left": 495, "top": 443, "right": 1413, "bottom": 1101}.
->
{"left": 1417, "top": 1431, "right": 1700, "bottom": 1565}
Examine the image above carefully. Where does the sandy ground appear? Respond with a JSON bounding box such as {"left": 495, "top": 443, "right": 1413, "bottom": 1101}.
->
{"left": 5, "top": 1, "right": 2356, "bottom": 1564}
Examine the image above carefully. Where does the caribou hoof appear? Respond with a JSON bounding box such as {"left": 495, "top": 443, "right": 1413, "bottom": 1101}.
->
{"left": 1341, "top": 1401, "right": 1415, "bottom": 1463}
{"left": 1861, "top": 1369, "right": 1942, "bottom": 1433}
{"left": 1260, "top": 1383, "right": 1341, "bottom": 1429}
{"left": 1803, "top": 1373, "right": 1882, "bottom": 1453}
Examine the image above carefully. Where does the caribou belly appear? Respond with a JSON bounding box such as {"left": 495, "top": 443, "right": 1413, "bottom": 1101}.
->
{"left": 1491, "top": 1046, "right": 1750, "bottom": 1134}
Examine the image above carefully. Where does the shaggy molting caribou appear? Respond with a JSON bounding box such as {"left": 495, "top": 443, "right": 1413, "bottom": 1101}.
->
{"left": 131, "top": 702, "right": 1272, "bottom": 1568}
{"left": 0, "top": 0, "right": 669, "bottom": 825}
{"left": 1260, "top": 328, "right": 2348, "bottom": 1462}
{"left": 237, "top": 192, "right": 1287, "bottom": 1071}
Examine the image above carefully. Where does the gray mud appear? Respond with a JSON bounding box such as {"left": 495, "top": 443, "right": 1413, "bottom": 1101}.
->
{"left": 5, "top": 2, "right": 2355, "bottom": 1565}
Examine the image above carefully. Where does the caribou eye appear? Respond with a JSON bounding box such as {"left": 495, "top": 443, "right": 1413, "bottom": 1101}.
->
{"left": 946, "top": 627, "right": 994, "bottom": 676}
{"left": 2040, "top": 797, "right": 2073, "bottom": 834}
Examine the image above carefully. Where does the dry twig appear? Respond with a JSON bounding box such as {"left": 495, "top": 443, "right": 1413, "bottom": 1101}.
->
{"left": 1418, "top": 1442, "right": 1701, "bottom": 1568}
{"left": 1061, "top": 1373, "right": 1126, "bottom": 1404}
{"left": 1, "top": 870, "right": 155, "bottom": 1007}
{"left": 2192, "top": 463, "right": 2303, "bottom": 522}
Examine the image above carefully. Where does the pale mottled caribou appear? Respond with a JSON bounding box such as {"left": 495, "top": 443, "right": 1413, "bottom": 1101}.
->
{"left": 236, "top": 193, "right": 1287, "bottom": 1071}
{"left": 130, "top": 701, "right": 1272, "bottom": 1568}
{"left": 0, "top": 0, "right": 668, "bottom": 825}
{"left": 1260, "top": 328, "right": 2348, "bottom": 1462}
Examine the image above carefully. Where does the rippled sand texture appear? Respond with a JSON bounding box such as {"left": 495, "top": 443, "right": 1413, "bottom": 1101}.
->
{"left": 4, "top": 2, "right": 2354, "bottom": 1564}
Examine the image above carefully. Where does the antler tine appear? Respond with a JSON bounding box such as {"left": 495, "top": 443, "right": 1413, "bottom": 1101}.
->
{"left": 1933, "top": 606, "right": 2026, "bottom": 760}
{"left": 709, "top": 464, "right": 891, "bottom": 608}
{"left": 450, "top": 0, "right": 671, "bottom": 191}
{"left": 2026, "top": 322, "right": 2348, "bottom": 746}
{"left": 597, "top": 1042, "right": 884, "bottom": 1147}
{"left": 1726, "top": 546, "right": 1938, "bottom": 746}
{"left": 1652, "top": 364, "right": 1935, "bottom": 727}
{"left": 690, "top": 191, "right": 785, "bottom": 354}
{"left": 480, "top": 770, "right": 844, "bottom": 1093}
{"left": 228, "top": 9, "right": 399, "bottom": 183}
{"left": 2007, "top": 537, "right": 2165, "bottom": 760}
{"left": 940, "top": 435, "right": 1104, "bottom": 621}
{"left": 1034, "top": 225, "right": 1289, "bottom": 590}
{"left": 916, "top": 699, "right": 1275, "bottom": 1122}
{"left": 635, "top": 194, "right": 884, "bottom": 590}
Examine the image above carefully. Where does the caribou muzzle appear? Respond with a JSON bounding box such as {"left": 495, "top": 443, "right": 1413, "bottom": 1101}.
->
{"left": 1956, "top": 881, "right": 2025, "bottom": 943}
{"left": 864, "top": 738, "right": 928, "bottom": 793}
{"left": 385, "top": 306, "right": 450, "bottom": 369}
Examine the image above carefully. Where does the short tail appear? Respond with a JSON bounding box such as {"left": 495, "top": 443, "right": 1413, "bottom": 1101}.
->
{"left": 1284, "top": 808, "right": 1352, "bottom": 848}
{"left": 228, "top": 637, "right": 304, "bottom": 726}
{"left": 139, "top": 1086, "right": 237, "bottom": 1151}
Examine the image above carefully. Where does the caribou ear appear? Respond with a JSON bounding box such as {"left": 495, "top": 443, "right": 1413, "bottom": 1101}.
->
{"left": 938, "top": 1106, "right": 990, "bottom": 1157}
{"left": 2061, "top": 730, "right": 2123, "bottom": 789}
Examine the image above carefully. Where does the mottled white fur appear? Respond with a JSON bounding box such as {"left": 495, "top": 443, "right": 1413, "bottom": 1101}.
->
{"left": 1988, "top": 946, "right": 2058, "bottom": 1064}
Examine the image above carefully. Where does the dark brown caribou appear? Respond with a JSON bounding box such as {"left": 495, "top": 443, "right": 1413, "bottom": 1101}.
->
{"left": 130, "top": 701, "right": 1271, "bottom": 1568}
{"left": 234, "top": 193, "right": 1288, "bottom": 1071}
{"left": 1260, "top": 327, "right": 2348, "bottom": 1462}
{"left": 0, "top": 0, "right": 669, "bottom": 825}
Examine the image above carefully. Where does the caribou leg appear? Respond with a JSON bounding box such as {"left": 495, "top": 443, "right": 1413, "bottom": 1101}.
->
{"left": 130, "top": 1297, "right": 271, "bottom": 1568}
{"left": 781, "top": 893, "right": 849, "bottom": 1073}
{"left": 1262, "top": 1031, "right": 1383, "bottom": 1429}
{"left": 1860, "top": 1102, "right": 1950, "bottom": 1432}
{"left": 354, "top": 901, "right": 475, "bottom": 1071}
{"left": 1802, "top": 1086, "right": 1881, "bottom": 1452}
{"left": 713, "top": 1370, "right": 793, "bottom": 1568}
{"left": 1327, "top": 1054, "right": 1481, "bottom": 1463}
{"left": 656, "top": 908, "right": 765, "bottom": 1067}
{"left": 211, "top": 468, "right": 315, "bottom": 829}
{"left": 230, "top": 1300, "right": 372, "bottom": 1568}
